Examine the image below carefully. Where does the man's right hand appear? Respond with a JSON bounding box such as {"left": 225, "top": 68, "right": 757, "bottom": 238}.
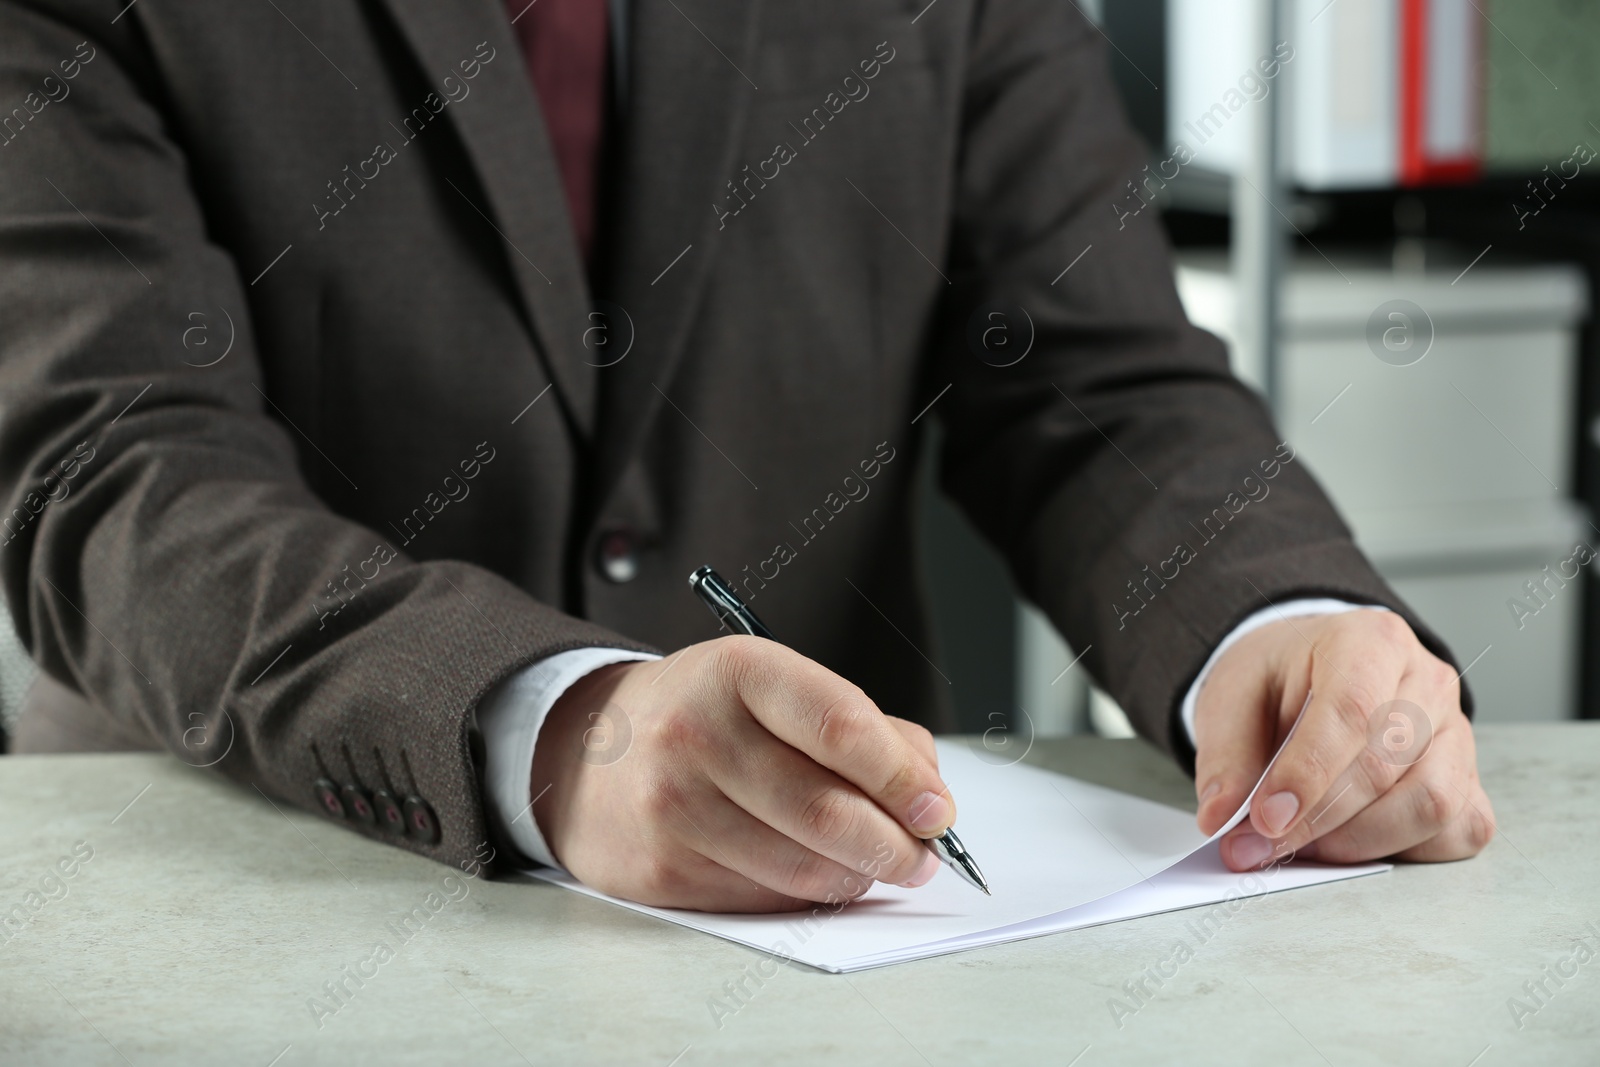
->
{"left": 530, "top": 636, "right": 954, "bottom": 912}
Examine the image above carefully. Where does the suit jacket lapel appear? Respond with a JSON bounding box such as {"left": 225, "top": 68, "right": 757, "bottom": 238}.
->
{"left": 593, "top": 0, "right": 765, "bottom": 509}
{"left": 377, "top": 0, "right": 597, "bottom": 440}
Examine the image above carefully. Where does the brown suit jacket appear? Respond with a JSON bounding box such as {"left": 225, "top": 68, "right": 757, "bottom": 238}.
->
{"left": 0, "top": 0, "right": 1462, "bottom": 870}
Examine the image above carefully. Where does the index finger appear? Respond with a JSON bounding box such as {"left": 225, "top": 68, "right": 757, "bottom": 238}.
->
{"left": 1249, "top": 619, "right": 1411, "bottom": 841}
{"left": 714, "top": 636, "right": 957, "bottom": 838}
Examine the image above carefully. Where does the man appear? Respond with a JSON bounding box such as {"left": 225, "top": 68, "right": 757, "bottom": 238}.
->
{"left": 0, "top": 0, "right": 1491, "bottom": 911}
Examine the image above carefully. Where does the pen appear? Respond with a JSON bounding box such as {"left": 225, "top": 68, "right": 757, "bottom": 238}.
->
{"left": 688, "top": 565, "right": 991, "bottom": 896}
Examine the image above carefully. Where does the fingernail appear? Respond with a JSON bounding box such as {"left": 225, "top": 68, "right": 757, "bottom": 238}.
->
{"left": 898, "top": 851, "right": 940, "bottom": 888}
{"left": 908, "top": 790, "right": 952, "bottom": 834}
{"left": 1199, "top": 780, "right": 1221, "bottom": 806}
{"left": 1261, "top": 791, "right": 1300, "bottom": 835}
{"left": 1230, "top": 832, "right": 1273, "bottom": 869}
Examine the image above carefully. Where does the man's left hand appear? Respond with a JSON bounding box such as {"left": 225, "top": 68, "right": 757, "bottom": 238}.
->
{"left": 1193, "top": 611, "right": 1496, "bottom": 871}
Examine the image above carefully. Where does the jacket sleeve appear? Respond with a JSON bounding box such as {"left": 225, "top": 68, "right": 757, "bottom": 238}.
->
{"left": 0, "top": 4, "right": 652, "bottom": 869}
{"left": 926, "top": 0, "right": 1467, "bottom": 770}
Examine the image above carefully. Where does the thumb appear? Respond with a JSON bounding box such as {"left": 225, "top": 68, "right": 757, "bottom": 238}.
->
{"left": 1192, "top": 648, "right": 1279, "bottom": 837}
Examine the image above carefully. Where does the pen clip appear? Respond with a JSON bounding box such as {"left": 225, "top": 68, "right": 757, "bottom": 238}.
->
{"left": 689, "top": 565, "right": 775, "bottom": 640}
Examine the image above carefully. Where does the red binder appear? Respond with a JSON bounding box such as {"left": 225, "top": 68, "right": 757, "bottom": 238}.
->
{"left": 1399, "top": 0, "right": 1483, "bottom": 186}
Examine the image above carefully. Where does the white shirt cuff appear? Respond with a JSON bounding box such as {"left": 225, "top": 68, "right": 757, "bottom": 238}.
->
{"left": 477, "top": 646, "right": 661, "bottom": 869}
{"left": 1180, "top": 599, "right": 1391, "bottom": 747}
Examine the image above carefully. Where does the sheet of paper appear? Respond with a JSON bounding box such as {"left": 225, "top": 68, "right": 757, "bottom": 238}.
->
{"left": 526, "top": 740, "right": 1389, "bottom": 972}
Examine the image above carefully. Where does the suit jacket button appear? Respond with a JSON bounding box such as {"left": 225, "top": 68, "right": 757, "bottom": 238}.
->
{"left": 374, "top": 789, "right": 405, "bottom": 833}
{"left": 314, "top": 778, "right": 346, "bottom": 819}
{"left": 403, "top": 795, "right": 440, "bottom": 844}
{"left": 596, "top": 530, "right": 639, "bottom": 583}
{"left": 342, "top": 784, "right": 377, "bottom": 826}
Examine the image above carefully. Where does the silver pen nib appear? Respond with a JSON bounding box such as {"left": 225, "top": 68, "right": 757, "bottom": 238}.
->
{"left": 928, "top": 827, "right": 990, "bottom": 895}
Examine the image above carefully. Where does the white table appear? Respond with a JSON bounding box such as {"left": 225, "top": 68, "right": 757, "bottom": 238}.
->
{"left": 2, "top": 725, "right": 1597, "bottom": 1065}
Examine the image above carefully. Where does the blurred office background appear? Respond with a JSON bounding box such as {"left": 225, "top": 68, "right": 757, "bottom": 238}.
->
{"left": 3, "top": 0, "right": 1598, "bottom": 745}
{"left": 920, "top": 0, "right": 1600, "bottom": 738}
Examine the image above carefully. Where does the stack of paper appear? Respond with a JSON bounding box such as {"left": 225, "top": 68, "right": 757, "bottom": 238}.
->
{"left": 529, "top": 741, "right": 1388, "bottom": 972}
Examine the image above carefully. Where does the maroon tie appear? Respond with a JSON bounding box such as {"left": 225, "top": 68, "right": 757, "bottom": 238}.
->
{"left": 504, "top": 0, "right": 610, "bottom": 267}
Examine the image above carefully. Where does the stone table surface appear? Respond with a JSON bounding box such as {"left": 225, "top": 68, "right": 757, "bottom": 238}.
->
{"left": 1, "top": 725, "right": 1597, "bottom": 1066}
